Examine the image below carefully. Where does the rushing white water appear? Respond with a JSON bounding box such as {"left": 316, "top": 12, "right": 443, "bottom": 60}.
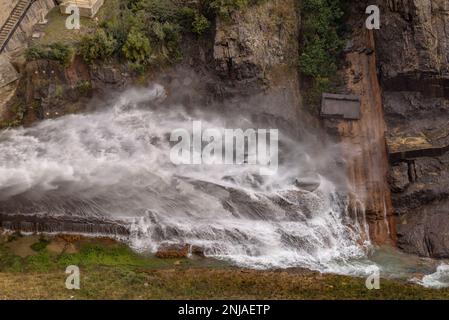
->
{"left": 0, "top": 85, "right": 372, "bottom": 273}
{"left": 412, "top": 264, "right": 449, "bottom": 288}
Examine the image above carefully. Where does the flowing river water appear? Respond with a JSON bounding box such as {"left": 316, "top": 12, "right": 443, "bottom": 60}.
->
{"left": 0, "top": 85, "right": 448, "bottom": 287}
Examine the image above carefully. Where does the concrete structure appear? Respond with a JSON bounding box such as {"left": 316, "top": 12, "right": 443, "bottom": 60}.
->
{"left": 0, "top": 0, "right": 35, "bottom": 53}
{"left": 387, "top": 135, "right": 449, "bottom": 163}
{"left": 320, "top": 93, "right": 361, "bottom": 120}
{"left": 0, "top": 0, "right": 20, "bottom": 27}
{"left": 59, "top": 0, "right": 104, "bottom": 18}
{"left": 0, "top": 0, "right": 55, "bottom": 54}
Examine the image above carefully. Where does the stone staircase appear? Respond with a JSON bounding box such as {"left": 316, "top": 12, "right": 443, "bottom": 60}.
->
{"left": 0, "top": 0, "right": 35, "bottom": 53}
{"left": 60, "top": 0, "right": 104, "bottom": 18}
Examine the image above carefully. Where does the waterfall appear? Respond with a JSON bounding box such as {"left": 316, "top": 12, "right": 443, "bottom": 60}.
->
{"left": 0, "top": 85, "right": 370, "bottom": 273}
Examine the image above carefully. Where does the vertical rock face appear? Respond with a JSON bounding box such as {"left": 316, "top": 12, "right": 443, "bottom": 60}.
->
{"left": 19, "top": 56, "right": 91, "bottom": 123}
{"left": 0, "top": 0, "right": 55, "bottom": 120}
{"left": 374, "top": 0, "right": 449, "bottom": 256}
{"left": 212, "top": 0, "right": 306, "bottom": 135}
{"left": 211, "top": 0, "right": 398, "bottom": 245}
{"left": 322, "top": 0, "right": 396, "bottom": 245}
{"left": 376, "top": 0, "right": 449, "bottom": 79}
{"left": 213, "top": 0, "right": 298, "bottom": 95}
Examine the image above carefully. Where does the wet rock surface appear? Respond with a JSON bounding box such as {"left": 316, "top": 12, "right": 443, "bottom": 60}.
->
{"left": 18, "top": 56, "right": 92, "bottom": 123}
{"left": 321, "top": 0, "right": 396, "bottom": 244}
{"left": 375, "top": 0, "right": 449, "bottom": 256}
{"left": 398, "top": 207, "right": 449, "bottom": 259}
{"left": 0, "top": 213, "right": 130, "bottom": 236}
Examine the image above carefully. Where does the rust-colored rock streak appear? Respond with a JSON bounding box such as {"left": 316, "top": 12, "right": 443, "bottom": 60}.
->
{"left": 338, "top": 30, "right": 396, "bottom": 245}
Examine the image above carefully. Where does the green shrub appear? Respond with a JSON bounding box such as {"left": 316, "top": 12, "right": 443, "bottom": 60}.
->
{"left": 75, "top": 0, "right": 218, "bottom": 69}
{"left": 178, "top": 7, "right": 196, "bottom": 26}
{"left": 135, "top": 0, "right": 179, "bottom": 22}
{"left": 209, "top": 0, "right": 248, "bottom": 19}
{"left": 127, "top": 62, "right": 147, "bottom": 75}
{"left": 30, "top": 239, "right": 50, "bottom": 252}
{"left": 178, "top": 8, "right": 210, "bottom": 35}
{"left": 26, "top": 43, "right": 73, "bottom": 66}
{"left": 76, "top": 80, "right": 92, "bottom": 95}
{"left": 192, "top": 13, "right": 210, "bottom": 35}
{"left": 122, "top": 28, "right": 152, "bottom": 64}
{"left": 101, "top": 13, "right": 134, "bottom": 49}
{"left": 149, "top": 21, "right": 181, "bottom": 62}
{"left": 56, "top": 243, "right": 147, "bottom": 268}
{"left": 78, "top": 29, "right": 117, "bottom": 64}
{"left": 0, "top": 102, "right": 26, "bottom": 129}
{"left": 298, "top": 0, "right": 345, "bottom": 106}
{"left": 299, "top": 39, "right": 340, "bottom": 78}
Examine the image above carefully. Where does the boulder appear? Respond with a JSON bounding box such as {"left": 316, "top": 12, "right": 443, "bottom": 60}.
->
{"left": 398, "top": 210, "right": 449, "bottom": 259}
{"left": 155, "top": 243, "right": 206, "bottom": 259}
{"left": 294, "top": 177, "right": 320, "bottom": 192}
{"left": 190, "top": 245, "right": 205, "bottom": 258}
{"left": 389, "top": 162, "right": 410, "bottom": 193}
{"left": 155, "top": 243, "right": 190, "bottom": 259}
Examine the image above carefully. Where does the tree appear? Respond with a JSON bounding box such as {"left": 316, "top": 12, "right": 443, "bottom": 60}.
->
{"left": 192, "top": 13, "right": 210, "bottom": 35}
{"left": 79, "top": 29, "right": 117, "bottom": 64}
{"left": 122, "top": 28, "right": 152, "bottom": 64}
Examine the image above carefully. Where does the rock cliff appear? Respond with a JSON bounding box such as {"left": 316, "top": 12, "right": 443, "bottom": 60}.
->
{"left": 374, "top": 0, "right": 449, "bottom": 257}
{"left": 2, "top": 0, "right": 449, "bottom": 258}
{"left": 211, "top": 0, "right": 306, "bottom": 135}
{"left": 322, "top": 0, "right": 396, "bottom": 245}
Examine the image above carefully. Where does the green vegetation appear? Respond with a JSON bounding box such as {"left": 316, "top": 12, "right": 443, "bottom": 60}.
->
{"left": 2, "top": 234, "right": 449, "bottom": 299}
{"left": 77, "top": 0, "right": 207, "bottom": 71}
{"left": 0, "top": 102, "right": 26, "bottom": 129}
{"left": 76, "top": 80, "right": 93, "bottom": 95}
{"left": 30, "top": 238, "right": 50, "bottom": 252}
{"left": 0, "top": 236, "right": 216, "bottom": 274}
{"left": 78, "top": 29, "right": 117, "bottom": 64}
{"left": 1, "top": 242, "right": 125, "bottom": 272}
{"left": 26, "top": 42, "right": 74, "bottom": 66}
{"left": 76, "top": 0, "right": 265, "bottom": 71}
{"left": 209, "top": 0, "right": 248, "bottom": 19}
{"left": 299, "top": 0, "right": 345, "bottom": 106}
{"left": 122, "top": 28, "right": 152, "bottom": 65}
{"left": 191, "top": 13, "right": 210, "bottom": 35}
{"left": 25, "top": 0, "right": 265, "bottom": 73}
{"left": 31, "top": 7, "right": 97, "bottom": 46}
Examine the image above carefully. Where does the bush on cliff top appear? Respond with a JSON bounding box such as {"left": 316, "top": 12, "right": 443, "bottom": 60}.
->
{"left": 75, "top": 0, "right": 263, "bottom": 71}
{"left": 83, "top": 0, "right": 187, "bottom": 71}
{"left": 78, "top": 29, "right": 117, "bottom": 65}
{"left": 209, "top": 0, "right": 248, "bottom": 18}
{"left": 122, "top": 28, "right": 152, "bottom": 65}
{"left": 26, "top": 42, "right": 73, "bottom": 67}
{"left": 191, "top": 12, "right": 211, "bottom": 35}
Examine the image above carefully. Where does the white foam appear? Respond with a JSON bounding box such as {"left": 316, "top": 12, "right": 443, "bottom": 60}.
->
{"left": 0, "top": 85, "right": 371, "bottom": 274}
{"left": 412, "top": 264, "right": 449, "bottom": 289}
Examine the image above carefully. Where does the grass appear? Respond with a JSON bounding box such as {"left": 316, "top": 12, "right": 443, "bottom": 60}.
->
{"left": 1, "top": 233, "right": 449, "bottom": 299}
{"left": 3, "top": 264, "right": 449, "bottom": 299}
{"left": 32, "top": 2, "right": 116, "bottom": 46}
{"left": 0, "top": 234, "right": 226, "bottom": 273}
